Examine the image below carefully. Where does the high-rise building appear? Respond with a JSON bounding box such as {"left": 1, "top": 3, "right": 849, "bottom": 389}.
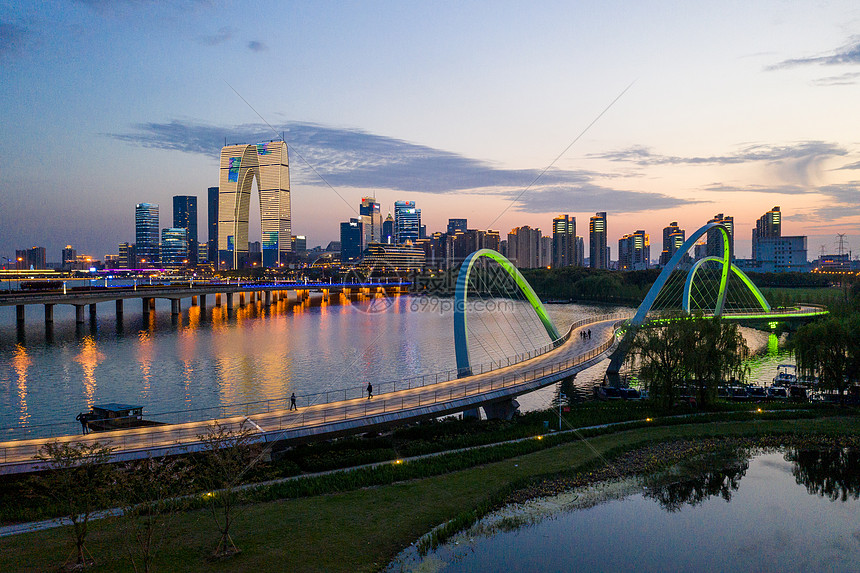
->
{"left": 574, "top": 236, "right": 584, "bottom": 266}
{"left": 618, "top": 230, "right": 650, "bottom": 271}
{"left": 659, "top": 221, "right": 686, "bottom": 266}
{"left": 340, "top": 218, "right": 363, "bottom": 263}
{"left": 753, "top": 235, "right": 807, "bottom": 272}
{"left": 118, "top": 243, "right": 135, "bottom": 269}
{"left": 540, "top": 236, "right": 552, "bottom": 268}
{"left": 197, "top": 242, "right": 208, "bottom": 265}
{"left": 589, "top": 212, "right": 608, "bottom": 269}
{"left": 291, "top": 235, "right": 307, "bottom": 253}
{"left": 507, "top": 226, "right": 542, "bottom": 268}
{"left": 218, "top": 141, "right": 290, "bottom": 269}
{"left": 207, "top": 187, "right": 219, "bottom": 266}
{"left": 706, "top": 213, "right": 734, "bottom": 259}
{"left": 161, "top": 228, "right": 188, "bottom": 268}
{"left": 135, "top": 203, "right": 160, "bottom": 266}
{"left": 552, "top": 214, "right": 576, "bottom": 268}
{"left": 15, "top": 247, "right": 46, "bottom": 270}
{"left": 173, "top": 195, "right": 198, "bottom": 265}
{"left": 394, "top": 201, "right": 421, "bottom": 244}
{"left": 359, "top": 243, "right": 425, "bottom": 272}
{"left": 360, "top": 197, "right": 382, "bottom": 248}
{"left": 447, "top": 218, "right": 467, "bottom": 235}
{"left": 752, "top": 206, "right": 781, "bottom": 257}
{"left": 61, "top": 245, "right": 77, "bottom": 271}
{"left": 382, "top": 213, "right": 394, "bottom": 244}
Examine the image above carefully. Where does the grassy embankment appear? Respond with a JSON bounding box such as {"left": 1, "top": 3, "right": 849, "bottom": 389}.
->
{"left": 1, "top": 407, "right": 858, "bottom": 572}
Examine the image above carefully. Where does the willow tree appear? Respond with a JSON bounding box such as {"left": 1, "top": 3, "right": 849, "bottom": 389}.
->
{"left": 629, "top": 314, "right": 693, "bottom": 410}
{"left": 792, "top": 316, "right": 857, "bottom": 404}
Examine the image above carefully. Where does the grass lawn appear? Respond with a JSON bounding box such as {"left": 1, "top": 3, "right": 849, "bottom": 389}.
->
{"left": 2, "top": 415, "right": 859, "bottom": 572}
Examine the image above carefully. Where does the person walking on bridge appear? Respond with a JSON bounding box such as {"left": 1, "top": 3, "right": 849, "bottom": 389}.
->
{"left": 290, "top": 392, "right": 297, "bottom": 410}
{"left": 367, "top": 382, "right": 373, "bottom": 399}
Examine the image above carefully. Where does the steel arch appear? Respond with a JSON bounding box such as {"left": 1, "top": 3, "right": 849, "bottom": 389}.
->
{"left": 453, "top": 249, "right": 561, "bottom": 377}
{"left": 682, "top": 256, "right": 771, "bottom": 314}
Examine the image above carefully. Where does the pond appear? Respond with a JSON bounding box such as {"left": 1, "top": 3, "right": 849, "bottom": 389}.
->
{"left": 390, "top": 446, "right": 860, "bottom": 572}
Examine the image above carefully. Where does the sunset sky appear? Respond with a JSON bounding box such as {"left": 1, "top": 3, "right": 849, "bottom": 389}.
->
{"left": 2, "top": 0, "right": 860, "bottom": 262}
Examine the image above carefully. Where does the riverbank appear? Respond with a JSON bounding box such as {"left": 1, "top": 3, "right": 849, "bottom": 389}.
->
{"left": 1, "top": 412, "right": 858, "bottom": 572}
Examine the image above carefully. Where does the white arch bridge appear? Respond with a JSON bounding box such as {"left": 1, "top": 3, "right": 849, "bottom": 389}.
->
{"left": 0, "top": 223, "right": 827, "bottom": 474}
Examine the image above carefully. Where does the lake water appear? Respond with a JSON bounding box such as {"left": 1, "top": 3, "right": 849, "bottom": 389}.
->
{"left": 0, "top": 294, "right": 792, "bottom": 439}
{"left": 390, "top": 448, "right": 860, "bottom": 572}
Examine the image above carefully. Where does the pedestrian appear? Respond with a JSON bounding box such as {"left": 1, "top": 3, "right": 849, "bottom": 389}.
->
{"left": 367, "top": 382, "right": 373, "bottom": 399}
{"left": 290, "top": 392, "right": 297, "bottom": 410}
{"left": 75, "top": 412, "right": 89, "bottom": 435}
{"left": 588, "top": 329, "right": 592, "bottom": 340}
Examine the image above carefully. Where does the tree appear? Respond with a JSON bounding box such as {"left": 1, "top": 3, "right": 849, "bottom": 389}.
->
{"left": 34, "top": 441, "right": 116, "bottom": 569}
{"left": 629, "top": 314, "right": 692, "bottom": 410}
{"left": 792, "top": 316, "right": 853, "bottom": 403}
{"left": 198, "top": 420, "right": 261, "bottom": 558}
{"left": 117, "top": 456, "right": 193, "bottom": 573}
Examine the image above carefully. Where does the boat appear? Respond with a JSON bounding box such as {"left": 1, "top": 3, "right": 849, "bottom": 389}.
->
{"left": 773, "top": 364, "right": 797, "bottom": 386}
{"left": 78, "top": 403, "right": 166, "bottom": 432}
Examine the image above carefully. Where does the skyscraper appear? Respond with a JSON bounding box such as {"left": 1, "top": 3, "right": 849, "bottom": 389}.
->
{"left": 552, "top": 214, "right": 576, "bottom": 268}
{"left": 382, "top": 213, "right": 394, "bottom": 244}
{"left": 752, "top": 206, "right": 781, "bottom": 257}
{"left": 340, "top": 218, "right": 363, "bottom": 263}
{"left": 618, "top": 230, "right": 650, "bottom": 271}
{"left": 15, "top": 247, "right": 46, "bottom": 270}
{"left": 135, "top": 203, "right": 160, "bottom": 266}
{"left": 61, "top": 245, "right": 77, "bottom": 271}
{"left": 360, "top": 197, "right": 382, "bottom": 248}
{"left": 447, "top": 218, "right": 467, "bottom": 235}
{"left": 161, "top": 228, "right": 188, "bottom": 268}
{"left": 706, "top": 213, "right": 734, "bottom": 259}
{"left": 394, "top": 201, "right": 421, "bottom": 244}
{"left": 207, "top": 187, "right": 219, "bottom": 266}
{"left": 173, "top": 195, "right": 198, "bottom": 265}
{"left": 118, "top": 242, "right": 135, "bottom": 269}
{"left": 659, "top": 221, "right": 686, "bottom": 266}
{"left": 507, "top": 226, "right": 542, "bottom": 268}
{"left": 589, "top": 212, "right": 608, "bottom": 269}
{"left": 218, "top": 141, "right": 290, "bottom": 269}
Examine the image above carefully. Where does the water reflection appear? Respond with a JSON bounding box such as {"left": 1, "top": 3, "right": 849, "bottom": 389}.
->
{"left": 644, "top": 454, "right": 749, "bottom": 510}
{"left": 74, "top": 336, "right": 104, "bottom": 408}
{"left": 787, "top": 448, "right": 860, "bottom": 501}
{"left": 12, "top": 344, "right": 31, "bottom": 425}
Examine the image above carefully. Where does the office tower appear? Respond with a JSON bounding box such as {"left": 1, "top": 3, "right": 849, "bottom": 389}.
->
{"left": 659, "top": 221, "right": 686, "bottom": 266}
{"left": 706, "top": 213, "right": 734, "bottom": 259}
{"left": 589, "top": 212, "right": 608, "bottom": 269}
{"left": 118, "top": 243, "right": 135, "bottom": 269}
{"left": 173, "top": 195, "right": 198, "bottom": 265}
{"left": 382, "top": 213, "right": 395, "bottom": 244}
{"left": 197, "top": 243, "right": 208, "bottom": 265}
{"left": 394, "top": 201, "right": 421, "bottom": 244}
{"left": 15, "top": 247, "right": 46, "bottom": 270}
{"left": 135, "top": 203, "right": 160, "bottom": 266}
{"left": 618, "top": 230, "right": 650, "bottom": 271}
{"left": 161, "top": 228, "right": 188, "bottom": 268}
{"left": 291, "top": 235, "right": 307, "bottom": 253}
{"left": 61, "top": 245, "right": 77, "bottom": 271}
{"left": 207, "top": 186, "right": 219, "bottom": 266}
{"left": 340, "top": 218, "right": 363, "bottom": 263}
{"left": 359, "top": 197, "right": 382, "bottom": 248}
{"left": 754, "top": 236, "right": 807, "bottom": 272}
{"left": 540, "top": 236, "right": 552, "bottom": 268}
{"left": 507, "top": 226, "right": 542, "bottom": 268}
{"left": 218, "top": 141, "right": 290, "bottom": 269}
{"left": 447, "top": 218, "right": 467, "bottom": 235}
{"left": 552, "top": 214, "right": 576, "bottom": 268}
{"left": 574, "top": 236, "right": 584, "bottom": 266}
{"left": 752, "top": 206, "right": 781, "bottom": 257}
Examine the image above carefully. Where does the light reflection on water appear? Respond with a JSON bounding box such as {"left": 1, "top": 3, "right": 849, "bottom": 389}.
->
{"left": 0, "top": 296, "right": 794, "bottom": 438}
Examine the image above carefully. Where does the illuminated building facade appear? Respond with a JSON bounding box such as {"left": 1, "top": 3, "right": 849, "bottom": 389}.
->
{"left": 618, "top": 230, "right": 650, "bottom": 271}
{"left": 118, "top": 242, "right": 135, "bottom": 269}
{"left": 359, "top": 243, "right": 425, "bottom": 272}
{"left": 360, "top": 197, "right": 382, "bottom": 248}
{"left": 552, "top": 214, "right": 576, "bottom": 268}
{"left": 173, "top": 195, "right": 198, "bottom": 265}
{"left": 753, "top": 206, "right": 781, "bottom": 256}
{"left": 161, "top": 227, "right": 188, "bottom": 268}
{"left": 394, "top": 201, "right": 421, "bottom": 244}
{"left": 589, "top": 212, "right": 608, "bottom": 269}
{"left": 659, "top": 221, "right": 686, "bottom": 266}
{"left": 706, "top": 213, "right": 734, "bottom": 259}
{"left": 135, "top": 203, "right": 159, "bottom": 266}
{"left": 340, "top": 218, "right": 363, "bottom": 263}
{"left": 207, "top": 186, "right": 219, "bottom": 265}
{"left": 218, "top": 141, "right": 291, "bottom": 269}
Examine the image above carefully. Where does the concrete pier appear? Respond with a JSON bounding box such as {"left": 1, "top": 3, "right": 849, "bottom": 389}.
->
{"left": 215, "top": 293, "right": 222, "bottom": 306}
{"left": 115, "top": 299, "right": 123, "bottom": 315}
{"left": 171, "top": 299, "right": 181, "bottom": 315}
{"left": 44, "top": 304, "right": 54, "bottom": 323}
{"left": 142, "top": 298, "right": 150, "bottom": 313}
{"left": 89, "top": 303, "right": 96, "bottom": 320}
{"left": 191, "top": 295, "right": 197, "bottom": 306}
{"left": 265, "top": 291, "right": 271, "bottom": 305}
{"left": 199, "top": 294, "right": 206, "bottom": 308}
{"left": 16, "top": 305, "right": 24, "bottom": 323}
{"left": 75, "top": 305, "right": 85, "bottom": 323}
{"left": 226, "top": 292, "right": 234, "bottom": 310}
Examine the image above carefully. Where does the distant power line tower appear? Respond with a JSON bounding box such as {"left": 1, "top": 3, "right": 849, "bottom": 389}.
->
{"left": 836, "top": 233, "right": 849, "bottom": 256}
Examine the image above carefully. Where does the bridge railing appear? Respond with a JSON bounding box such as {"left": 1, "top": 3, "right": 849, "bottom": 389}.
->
{"left": 0, "top": 314, "right": 628, "bottom": 444}
{"left": 0, "top": 317, "right": 625, "bottom": 467}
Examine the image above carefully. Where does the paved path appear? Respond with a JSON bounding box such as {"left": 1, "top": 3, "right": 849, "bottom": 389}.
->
{"left": 0, "top": 316, "right": 626, "bottom": 475}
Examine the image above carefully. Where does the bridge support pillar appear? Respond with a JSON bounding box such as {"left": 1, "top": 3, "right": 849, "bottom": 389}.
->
{"left": 482, "top": 398, "right": 520, "bottom": 421}
{"left": 44, "top": 304, "right": 54, "bottom": 323}
{"left": 142, "top": 298, "right": 150, "bottom": 313}
{"left": 191, "top": 295, "right": 197, "bottom": 306}
{"left": 16, "top": 305, "right": 24, "bottom": 324}
{"left": 226, "top": 292, "right": 234, "bottom": 311}
{"left": 171, "top": 299, "right": 181, "bottom": 315}
{"left": 239, "top": 293, "right": 245, "bottom": 307}
{"left": 199, "top": 294, "right": 206, "bottom": 308}
{"left": 75, "top": 304, "right": 85, "bottom": 324}
{"left": 265, "top": 290, "right": 271, "bottom": 306}
{"left": 215, "top": 293, "right": 221, "bottom": 306}
{"left": 89, "top": 303, "right": 97, "bottom": 320}
{"left": 115, "top": 299, "right": 123, "bottom": 316}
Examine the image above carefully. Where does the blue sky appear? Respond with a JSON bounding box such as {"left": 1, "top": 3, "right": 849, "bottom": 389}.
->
{"left": 2, "top": 0, "right": 859, "bottom": 262}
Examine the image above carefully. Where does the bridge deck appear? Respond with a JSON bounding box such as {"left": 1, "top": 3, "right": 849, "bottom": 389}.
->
{"left": 0, "top": 316, "right": 624, "bottom": 474}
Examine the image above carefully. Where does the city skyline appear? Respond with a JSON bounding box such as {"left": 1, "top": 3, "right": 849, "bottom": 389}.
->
{"left": 2, "top": 1, "right": 860, "bottom": 259}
